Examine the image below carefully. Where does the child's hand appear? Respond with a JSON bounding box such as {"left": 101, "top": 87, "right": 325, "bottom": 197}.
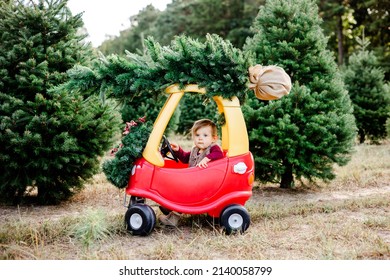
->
{"left": 197, "top": 157, "right": 211, "bottom": 168}
{"left": 170, "top": 142, "right": 180, "bottom": 152}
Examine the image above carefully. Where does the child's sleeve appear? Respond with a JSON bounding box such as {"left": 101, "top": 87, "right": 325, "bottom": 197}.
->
{"left": 174, "top": 147, "right": 191, "bottom": 163}
{"left": 206, "top": 145, "right": 224, "bottom": 161}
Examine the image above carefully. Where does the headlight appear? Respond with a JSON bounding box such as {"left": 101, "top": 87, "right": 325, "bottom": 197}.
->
{"left": 131, "top": 165, "right": 137, "bottom": 176}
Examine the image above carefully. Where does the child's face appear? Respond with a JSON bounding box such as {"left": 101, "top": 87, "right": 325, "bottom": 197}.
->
{"left": 193, "top": 125, "right": 216, "bottom": 151}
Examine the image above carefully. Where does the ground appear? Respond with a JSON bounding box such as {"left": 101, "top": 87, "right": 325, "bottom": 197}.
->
{"left": 0, "top": 143, "right": 389, "bottom": 259}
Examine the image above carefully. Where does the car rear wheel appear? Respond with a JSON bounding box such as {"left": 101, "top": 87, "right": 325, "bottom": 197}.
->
{"left": 220, "top": 204, "right": 250, "bottom": 235}
{"left": 125, "top": 204, "right": 156, "bottom": 236}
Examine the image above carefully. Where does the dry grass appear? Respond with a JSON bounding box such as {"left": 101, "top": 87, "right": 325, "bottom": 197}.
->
{"left": 1, "top": 142, "right": 389, "bottom": 260}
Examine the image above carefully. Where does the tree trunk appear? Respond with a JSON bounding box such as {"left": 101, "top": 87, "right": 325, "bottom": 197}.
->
{"left": 280, "top": 161, "right": 294, "bottom": 189}
{"left": 359, "top": 131, "right": 365, "bottom": 144}
{"left": 337, "top": 13, "right": 344, "bottom": 65}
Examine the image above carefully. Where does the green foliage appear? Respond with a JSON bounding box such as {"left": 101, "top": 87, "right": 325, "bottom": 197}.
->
{"left": 66, "top": 33, "right": 253, "bottom": 103}
{"left": 244, "top": 0, "right": 357, "bottom": 188}
{"left": 0, "top": 0, "right": 120, "bottom": 204}
{"left": 103, "top": 118, "right": 152, "bottom": 189}
{"left": 343, "top": 47, "right": 390, "bottom": 143}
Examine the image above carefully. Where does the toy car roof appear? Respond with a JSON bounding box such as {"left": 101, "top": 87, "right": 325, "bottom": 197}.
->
{"left": 142, "top": 84, "right": 249, "bottom": 167}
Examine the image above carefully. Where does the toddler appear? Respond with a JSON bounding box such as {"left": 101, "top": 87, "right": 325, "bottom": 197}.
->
{"left": 159, "top": 119, "right": 224, "bottom": 226}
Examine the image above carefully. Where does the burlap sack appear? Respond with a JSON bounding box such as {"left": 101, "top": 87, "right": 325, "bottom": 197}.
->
{"left": 248, "top": 65, "right": 292, "bottom": 100}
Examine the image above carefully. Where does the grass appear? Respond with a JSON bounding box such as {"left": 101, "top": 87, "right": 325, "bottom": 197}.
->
{"left": 70, "top": 208, "right": 115, "bottom": 248}
{"left": 0, "top": 142, "right": 389, "bottom": 259}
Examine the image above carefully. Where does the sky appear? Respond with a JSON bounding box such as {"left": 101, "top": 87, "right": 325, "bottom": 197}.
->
{"left": 67, "top": 0, "right": 172, "bottom": 47}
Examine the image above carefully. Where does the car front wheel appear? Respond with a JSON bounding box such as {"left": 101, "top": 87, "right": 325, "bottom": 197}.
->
{"left": 220, "top": 204, "right": 250, "bottom": 235}
{"left": 125, "top": 204, "right": 156, "bottom": 236}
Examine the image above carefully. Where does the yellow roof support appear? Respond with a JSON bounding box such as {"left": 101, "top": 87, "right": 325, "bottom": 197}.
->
{"left": 213, "top": 96, "right": 249, "bottom": 157}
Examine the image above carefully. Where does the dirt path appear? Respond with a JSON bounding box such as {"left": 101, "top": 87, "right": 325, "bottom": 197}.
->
{"left": 255, "top": 184, "right": 390, "bottom": 204}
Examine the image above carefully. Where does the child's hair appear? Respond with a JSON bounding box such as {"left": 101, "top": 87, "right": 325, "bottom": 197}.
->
{"left": 191, "top": 119, "right": 218, "bottom": 138}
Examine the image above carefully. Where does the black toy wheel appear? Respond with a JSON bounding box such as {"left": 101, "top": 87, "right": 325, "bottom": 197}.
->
{"left": 220, "top": 204, "right": 250, "bottom": 235}
{"left": 125, "top": 204, "right": 156, "bottom": 236}
{"left": 160, "top": 135, "right": 179, "bottom": 162}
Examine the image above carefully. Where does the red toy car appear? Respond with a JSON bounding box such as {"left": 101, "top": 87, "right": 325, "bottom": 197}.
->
{"left": 124, "top": 84, "right": 254, "bottom": 235}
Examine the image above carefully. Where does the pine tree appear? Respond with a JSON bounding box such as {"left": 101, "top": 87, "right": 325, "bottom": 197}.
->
{"left": 243, "top": 0, "right": 357, "bottom": 188}
{"left": 343, "top": 34, "right": 390, "bottom": 143}
{"left": 0, "top": 0, "right": 120, "bottom": 204}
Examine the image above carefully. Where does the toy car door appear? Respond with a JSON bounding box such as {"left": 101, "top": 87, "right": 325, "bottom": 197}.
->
{"left": 151, "top": 158, "right": 228, "bottom": 205}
